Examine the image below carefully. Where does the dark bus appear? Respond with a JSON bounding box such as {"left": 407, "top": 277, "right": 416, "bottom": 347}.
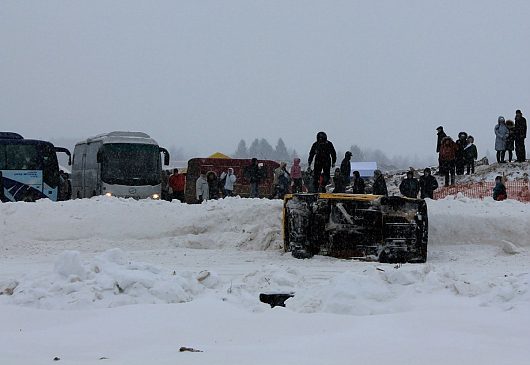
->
{"left": 0, "top": 132, "right": 71, "bottom": 202}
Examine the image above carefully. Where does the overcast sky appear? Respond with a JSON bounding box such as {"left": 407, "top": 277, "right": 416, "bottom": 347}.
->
{"left": 2, "top": 1, "right": 530, "bottom": 162}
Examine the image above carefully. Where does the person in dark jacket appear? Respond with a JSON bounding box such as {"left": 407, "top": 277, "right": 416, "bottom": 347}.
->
{"left": 206, "top": 171, "right": 220, "bottom": 200}
{"left": 308, "top": 131, "right": 337, "bottom": 193}
{"left": 439, "top": 136, "right": 458, "bottom": 186}
{"left": 436, "top": 126, "right": 447, "bottom": 153}
{"left": 351, "top": 170, "right": 365, "bottom": 194}
{"left": 372, "top": 170, "right": 388, "bottom": 196}
{"left": 340, "top": 151, "right": 352, "bottom": 186}
{"left": 419, "top": 168, "right": 439, "bottom": 199}
{"left": 332, "top": 168, "right": 345, "bottom": 193}
{"left": 244, "top": 158, "right": 265, "bottom": 198}
{"left": 436, "top": 126, "right": 447, "bottom": 174}
{"left": 399, "top": 171, "right": 420, "bottom": 198}
{"left": 493, "top": 175, "right": 507, "bottom": 201}
{"left": 455, "top": 132, "right": 468, "bottom": 175}
{"left": 514, "top": 109, "right": 527, "bottom": 162}
{"left": 464, "top": 136, "right": 478, "bottom": 174}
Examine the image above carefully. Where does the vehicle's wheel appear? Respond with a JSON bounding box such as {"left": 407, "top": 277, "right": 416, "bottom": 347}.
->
{"left": 292, "top": 249, "right": 313, "bottom": 259}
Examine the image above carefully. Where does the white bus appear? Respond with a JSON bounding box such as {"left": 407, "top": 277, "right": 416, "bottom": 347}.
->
{"left": 71, "top": 131, "right": 170, "bottom": 199}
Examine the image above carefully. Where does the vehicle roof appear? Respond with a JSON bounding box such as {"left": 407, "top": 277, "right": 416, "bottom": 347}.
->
{"left": 0, "top": 138, "right": 54, "bottom": 147}
{"left": 77, "top": 131, "right": 159, "bottom": 146}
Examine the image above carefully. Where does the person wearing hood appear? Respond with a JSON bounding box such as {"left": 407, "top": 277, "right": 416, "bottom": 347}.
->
{"left": 419, "top": 168, "right": 439, "bottom": 199}
{"left": 372, "top": 170, "right": 388, "bottom": 196}
{"left": 340, "top": 151, "right": 352, "bottom": 186}
{"left": 219, "top": 168, "right": 237, "bottom": 197}
{"left": 195, "top": 171, "right": 209, "bottom": 203}
{"left": 290, "top": 157, "right": 303, "bottom": 193}
{"left": 514, "top": 109, "right": 527, "bottom": 162}
{"left": 332, "top": 168, "right": 346, "bottom": 193}
{"left": 399, "top": 170, "right": 420, "bottom": 198}
{"left": 495, "top": 116, "right": 509, "bottom": 163}
{"left": 493, "top": 175, "right": 507, "bottom": 201}
{"left": 352, "top": 170, "right": 365, "bottom": 194}
{"left": 308, "top": 131, "right": 337, "bottom": 193}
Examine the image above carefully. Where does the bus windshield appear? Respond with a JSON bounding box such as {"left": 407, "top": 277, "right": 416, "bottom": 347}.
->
{"left": 0, "top": 144, "right": 40, "bottom": 170}
{"left": 100, "top": 143, "right": 161, "bottom": 186}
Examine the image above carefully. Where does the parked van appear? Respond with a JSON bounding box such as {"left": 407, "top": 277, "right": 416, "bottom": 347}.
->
{"left": 71, "top": 131, "right": 169, "bottom": 199}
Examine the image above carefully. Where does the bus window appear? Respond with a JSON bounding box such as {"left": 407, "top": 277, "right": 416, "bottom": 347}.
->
{"left": 4, "top": 145, "right": 39, "bottom": 170}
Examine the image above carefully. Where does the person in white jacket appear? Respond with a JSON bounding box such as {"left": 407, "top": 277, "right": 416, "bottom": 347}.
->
{"left": 220, "top": 168, "right": 237, "bottom": 197}
{"left": 195, "top": 171, "right": 209, "bottom": 203}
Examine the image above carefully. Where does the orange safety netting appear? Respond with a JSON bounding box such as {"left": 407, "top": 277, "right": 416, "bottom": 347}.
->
{"left": 433, "top": 180, "right": 530, "bottom": 202}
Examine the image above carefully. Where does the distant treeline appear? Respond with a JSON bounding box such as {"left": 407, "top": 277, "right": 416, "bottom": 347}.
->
{"left": 232, "top": 138, "right": 436, "bottom": 170}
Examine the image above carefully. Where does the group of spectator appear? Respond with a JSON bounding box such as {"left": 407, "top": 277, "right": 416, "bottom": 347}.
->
{"left": 399, "top": 168, "right": 439, "bottom": 199}
{"left": 436, "top": 127, "right": 478, "bottom": 187}
{"left": 494, "top": 110, "right": 527, "bottom": 163}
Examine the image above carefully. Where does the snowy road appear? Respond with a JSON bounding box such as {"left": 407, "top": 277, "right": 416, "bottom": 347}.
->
{"left": 1, "top": 197, "right": 529, "bottom": 364}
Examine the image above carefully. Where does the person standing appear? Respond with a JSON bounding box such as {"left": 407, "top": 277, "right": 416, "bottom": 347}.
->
{"left": 439, "top": 136, "right": 459, "bottom": 186}
{"left": 340, "top": 151, "right": 352, "bottom": 186}
{"left": 436, "top": 126, "right": 447, "bottom": 173}
{"left": 220, "top": 168, "right": 237, "bottom": 197}
{"left": 195, "top": 171, "right": 209, "bottom": 203}
{"left": 290, "top": 158, "right": 303, "bottom": 193}
{"left": 332, "top": 168, "right": 345, "bottom": 193}
{"left": 505, "top": 120, "right": 516, "bottom": 163}
{"left": 399, "top": 170, "right": 420, "bottom": 198}
{"left": 455, "top": 132, "right": 468, "bottom": 175}
{"left": 514, "top": 110, "right": 527, "bottom": 162}
{"left": 272, "top": 162, "right": 290, "bottom": 198}
{"left": 308, "top": 131, "right": 337, "bottom": 193}
{"left": 351, "top": 170, "right": 365, "bottom": 194}
{"left": 244, "top": 158, "right": 264, "bottom": 198}
{"left": 464, "top": 136, "right": 478, "bottom": 174}
{"left": 494, "top": 116, "right": 509, "bottom": 163}
{"left": 169, "top": 168, "right": 186, "bottom": 202}
{"left": 419, "top": 168, "right": 439, "bottom": 199}
{"left": 372, "top": 170, "right": 388, "bottom": 196}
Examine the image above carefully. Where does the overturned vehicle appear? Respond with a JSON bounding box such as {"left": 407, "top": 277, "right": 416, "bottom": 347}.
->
{"left": 283, "top": 193, "right": 428, "bottom": 263}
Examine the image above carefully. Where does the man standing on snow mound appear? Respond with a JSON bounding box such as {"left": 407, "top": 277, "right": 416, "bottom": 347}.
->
{"left": 515, "top": 110, "right": 527, "bottom": 162}
{"left": 308, "top": 131, "right": 337, "bottom": 193}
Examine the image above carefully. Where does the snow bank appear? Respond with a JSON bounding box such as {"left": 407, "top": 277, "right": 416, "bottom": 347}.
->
{"left": 1, "top": 194, "right": 529, "bottom": 254}
{"left": 288, "top": 264, "right": 529, "bottom": 315}
{"left": 0, "top": 249, "right": 221, "bottom": 309}
{"left": 428, "top": 195, "right": 530, "bottom": 247}
{"left": 0, "top": 196, "right": 283, "bottom": 251}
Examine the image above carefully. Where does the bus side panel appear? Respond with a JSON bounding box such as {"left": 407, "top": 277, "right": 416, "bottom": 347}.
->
{"left": 71, "top": 144, "right": 86, "bottom": 198}
{"left": 84, "top": 142, "right": 101, "bottom": 197}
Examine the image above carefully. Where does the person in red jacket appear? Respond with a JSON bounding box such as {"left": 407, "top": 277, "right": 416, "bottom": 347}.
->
{"left": 290, "top": 158, "right": 303, "bottom": 193}
{"left": 439, "top": 136, "right": 459, "bottom": 187}
{"left": 168, "top": 168, "right": 186, "bottom": 202}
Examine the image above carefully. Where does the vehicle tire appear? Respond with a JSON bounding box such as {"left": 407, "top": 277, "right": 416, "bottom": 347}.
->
{"left": 292, "top": 249, "right": 313, "bottom": 259}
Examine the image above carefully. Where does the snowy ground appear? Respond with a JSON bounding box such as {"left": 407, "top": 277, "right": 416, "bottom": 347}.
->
{"left": 1, "top": 197, "right": 529, "bottom": 365}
